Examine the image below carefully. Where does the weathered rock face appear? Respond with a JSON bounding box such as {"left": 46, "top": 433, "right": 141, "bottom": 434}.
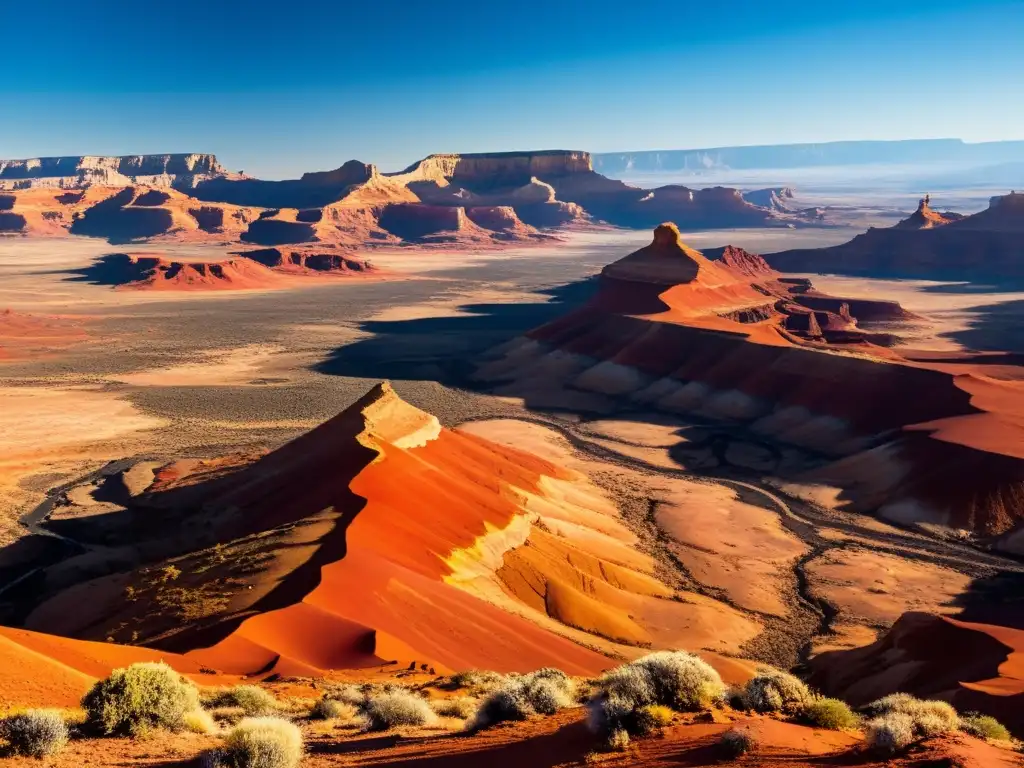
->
{"left": 0, "top": 154, "right": 227, "bottom": 189}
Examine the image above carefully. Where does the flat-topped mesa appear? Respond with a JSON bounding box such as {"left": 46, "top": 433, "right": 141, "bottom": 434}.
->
{"left": 394, "top": 150, "right": 594, "bottom": 188}
{"left": 0, "top": 154, "right": 226, "bottom": 183}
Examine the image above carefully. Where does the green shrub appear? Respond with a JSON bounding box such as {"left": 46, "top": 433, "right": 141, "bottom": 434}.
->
{"left": 444, "top": 670, "right": 507, "bottom": 694}
{"left": 800, "top": 697, "right": 858, "bottom": 730}
{"left": 743, "top": 667, "right": 811, "bottom": 714}
{"left": 206, "top": 686, "right": 278, "bottom": 717}
{"left": 720, "top": 727, "right": 757, "bottom": 758}
{"left": 363, "top": 690, "right": 437, "bottom": 731}
{"left": 468, "top": 669, "right": 575, "bottom": 730}
{"left": 863, "top": 693, "right": 958, "bottom": 738}
{"left": 183, "top": 708, "right": 218, "bottom": 735}
{"left": 606, "top": 728, "right": 630, "bottom": 751}
{"left": 82, "top": 661, "right": 200, "bottom": 736}
{"left": 430, "top": 696, "right": 478, "bottom": 719}
{"left": 633, "top": 704, "right": 674, "bottom": 735}
{"left": 960, "top": 712, "right": 1011, "bottom": 741}
{"left": 211, "top": 716, "right": 302, "bottom": 768}
{"left": 587, "top": 651, "right": 724, "bottom": 738}
{"left": 310, "top": 697, "right": 358, "bottom": 721}
{"left": 319, "top": 683, "right": 365, "bottom": 706}
{"left": 0, "top": 709, "right": 69, "bottom": 757}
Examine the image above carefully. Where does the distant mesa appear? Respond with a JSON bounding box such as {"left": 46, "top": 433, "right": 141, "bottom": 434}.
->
{"left": 592, "top": 138, "right": 1024, "bottom": 174}
{"left": 767, "top": 191, "right": 1024, "bottom": 280}
{"left": 475, "top": 224, "right": 1024, "bottom": 545}
{"left": 0, "top": 150, "right": 825, "bottom": 249}
{"left": 70, "top": 249, "right": 378, "bottom": 291}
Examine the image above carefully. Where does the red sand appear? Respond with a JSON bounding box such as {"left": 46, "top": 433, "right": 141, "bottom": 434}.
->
{"left": 0, "top": 309, "right": 87, "bottom": 361}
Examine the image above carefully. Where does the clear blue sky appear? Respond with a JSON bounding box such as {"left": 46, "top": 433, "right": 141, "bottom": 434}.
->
{"left": 3, "top": 0, "right": 1023, "bottom": 178}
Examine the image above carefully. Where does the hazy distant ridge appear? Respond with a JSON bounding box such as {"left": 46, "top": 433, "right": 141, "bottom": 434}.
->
{"left": 593, "top": 139, "right": 1024, "bottom": 174}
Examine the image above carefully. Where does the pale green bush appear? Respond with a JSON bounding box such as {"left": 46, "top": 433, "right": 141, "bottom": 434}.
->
{"left": 0, "top": 709, "right": 69, "bottom": 757}
{"left": 82, "top": 661, "right": 200, "bottom": 735}
{"left": 363, "top": 690, "right": 437, "bottom": 731}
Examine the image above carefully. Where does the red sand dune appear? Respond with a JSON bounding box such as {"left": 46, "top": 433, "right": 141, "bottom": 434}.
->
{"left": 0, "top": 626, "right": 236, "bottom": 709}
{"left": 20, "top": 383, "right": 635, "bottom": 679}
{"left": 809, "top": 611, "right": 1024, "bottom": 734}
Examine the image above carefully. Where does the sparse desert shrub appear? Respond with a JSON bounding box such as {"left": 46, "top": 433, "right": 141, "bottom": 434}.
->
{"left": 310, "top": 697, "right": 358, "bottom": 722}
{"left": 743, "top": 667, "right": 811, "bottom": 714}
{"left": 209, "top": 686, "right": 278, "bottom": 717}
{"left": 183, "top": 708, "right": 218, "bottom": 735}
{"left": 633, "top": 704, "right": 674, "bottom": 735}
{"left": 468, "top": 669, "right": 575, "bottom": 730}
{"left": 588, "top": 651, "right": 724, "bottom": 738}
{"left": 0, "top": 709, "right": 69, "bottom": 757}
{"left": 430, "top": 696, "right": 478, "bottom": 719}
{"left": 469, "top": 681, "right": 534, "bottom": 730}
{"left": 723, "top": 684, "right": 747, "bottom": 710}
{"left": 319, "top": 683, "right": 365, "bottom": 706}
{"left": 524, "top": 677, "right": 574, "bottom": 715}
{"left": 363, "top": 690, "right": 437, "bottom": 731}
{"left": 606, "top": 728, "right": 630, "bottom": 751}
{"left": 866, "top": 712, "right": 917, "bottom": 754}
{"left": 960, "top": 712, "right": 1011, "bottom": 741}
{"left": 800, "top": 697, "right": 858, "bottom": 730}
{"left": 720, "top": 727, "right": 757, "bottom": 758}
{"left": 215, "top": 716, "right": 303, "bottom": 768}
{"left": 82, "top": 661, "right": 200, "bottom": 736}
{"left": 863, "top": 693, "right": 958, "bottom": 739}
{"left": 444, "top": 670, "right": 508, "bottom": 694}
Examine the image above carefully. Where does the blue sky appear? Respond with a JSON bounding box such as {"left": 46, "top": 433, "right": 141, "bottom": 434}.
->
{"left": 3, "top": 0, "right": 1023, "bottom": 178}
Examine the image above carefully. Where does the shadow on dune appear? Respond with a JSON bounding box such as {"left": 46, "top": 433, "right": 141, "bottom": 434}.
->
{"left": 944, "top": 298, "right": 1024, "bottom": 353}
{"left": 313, "top": 277, "right": 599, "bottom": 386}
{"left": 955, "top": 571, "right": 1024, "bottom": 629}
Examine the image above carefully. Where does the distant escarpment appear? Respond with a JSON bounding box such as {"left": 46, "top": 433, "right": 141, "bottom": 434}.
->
{"left": 593, "top": 138, "right": 1024, "bottom": 174}
{"left": 0, "top": 149, "right": 823, "bottom": 248}
{"left": 0, "top": 154, "right": 229, "bottom": 190}
{"left": 767, "top": 192, "right": 1024, "bottom": 280}
{"left": 475, "top": 224, "right": 1024, "bottom": 545}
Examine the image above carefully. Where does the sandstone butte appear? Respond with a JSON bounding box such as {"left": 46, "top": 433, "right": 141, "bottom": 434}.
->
{"left": 477, "top": 223, "right": 1024, "bottom": 546}
{"left": 0, "top": 150, "right": 820, "bottom": 252}
{"left": 767, "top": 191, "right": 1024, "bottom": 280}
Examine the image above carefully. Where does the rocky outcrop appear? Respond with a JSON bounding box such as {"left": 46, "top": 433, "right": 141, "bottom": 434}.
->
{"left": 767, "top": 192, "right": 1024, "bottom": 280}
{"left": 239, "top": 247, "right": 375, "bottom": 274}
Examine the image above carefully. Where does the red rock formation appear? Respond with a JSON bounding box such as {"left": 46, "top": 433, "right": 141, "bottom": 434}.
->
{"left": 477, "top": 225, "right": 1024, "bottom": 539}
